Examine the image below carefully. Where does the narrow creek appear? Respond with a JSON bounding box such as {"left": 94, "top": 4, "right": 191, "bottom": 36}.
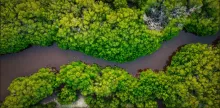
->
{"left": 0, "top": 31, "right": 219, "bottom": 101}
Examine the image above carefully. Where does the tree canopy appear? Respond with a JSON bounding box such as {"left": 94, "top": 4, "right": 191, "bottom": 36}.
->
{"left": 2, "top": 42, "right": 219, "bottom": 108}
{"left": 0, "top": 0, "right": 219, "bottom": 62}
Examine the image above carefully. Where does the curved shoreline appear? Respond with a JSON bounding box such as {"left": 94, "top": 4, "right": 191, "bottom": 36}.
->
{"left": 0, "top": 31, "right": 219, "bottom": 101}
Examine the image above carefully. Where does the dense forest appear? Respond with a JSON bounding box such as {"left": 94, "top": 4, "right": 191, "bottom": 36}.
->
{"left": 1, "top": 42, "right": 220, "bottom": 108}
{"left": 0, "top": 0, "right": 219, "bottom": 62}
{"left": 0, "top": 0, "right": 219, "bottom": 107}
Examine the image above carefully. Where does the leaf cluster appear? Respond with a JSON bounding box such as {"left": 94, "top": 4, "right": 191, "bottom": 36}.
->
{"left": 1, "top": 68, "right": 57, "bottom": 108}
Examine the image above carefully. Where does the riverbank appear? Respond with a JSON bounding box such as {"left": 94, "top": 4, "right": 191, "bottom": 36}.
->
{"left": 0, "top": 30, "right": 219, "bottom": 101}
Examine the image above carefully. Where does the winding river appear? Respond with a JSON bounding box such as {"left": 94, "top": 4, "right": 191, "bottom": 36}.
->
{"left": 0, "top": 31, "right": 219, "bottom": 101}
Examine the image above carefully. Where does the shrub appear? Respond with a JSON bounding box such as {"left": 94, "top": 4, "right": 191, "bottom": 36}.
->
{"left": 166, "top": 43, "right": 220, "bottom": 107}
{"left": 85, "top": 67, "right": 138, "bottom": 107}
{"left": 56, "top": 61, "right": 101, "bottom": 104}
{"left": 1, "top": 68, "right": 57, "bottom": 108}
{"left": 184, "top": 0, "right": 219, "bottom": 36}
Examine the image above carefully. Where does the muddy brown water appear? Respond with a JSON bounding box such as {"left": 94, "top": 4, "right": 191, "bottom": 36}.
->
{"left": 0, "top": 31, "right": 219, "bottom": 102}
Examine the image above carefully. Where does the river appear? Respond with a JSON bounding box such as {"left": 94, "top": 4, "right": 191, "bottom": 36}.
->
{"left": 0, "top": 31, "right": 219, "bottom": 101}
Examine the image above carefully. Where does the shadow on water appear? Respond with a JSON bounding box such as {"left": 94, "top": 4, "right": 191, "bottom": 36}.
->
{"left": 0, "top": 31, "right": 219, "bottom": 101}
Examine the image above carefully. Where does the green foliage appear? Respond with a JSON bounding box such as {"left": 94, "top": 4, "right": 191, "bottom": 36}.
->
{"left": 1, "top": 0, "right": 218, "bottom": 62}
{"left": 0, "top": 0, "right": 56, "bottom": 54}
{"left": 113, "top": 0, "right": 128, "bottom": 8}
{"left": 84, "top": 43, "right": 219, "bottom": 107}
{"left": 0, "top": 23, "right": 29, "bottom": 54}
{"left": 14, "top": 0, "right": 56, "bottom": 46}
{"left": 161, "top": 18, "right": 184, "bottom": 41}
{"left": 130, "top": 0, "right": 158, "bottom": 10}
{"left": 184, "top": 15, "right": 219, "bottom": 36}
{"left": 0, "top": 1, "right": 28, "bottom": 54}
{"left": 1, "top": 43, "right": 220, "bottom": 107}
{"left": 166, "top": 43, "right": 220, "bottom": 107}
{"left": 56, "top": 61, "right": 101, "bottom": 104}
{"left": 132, "top": 70, "right": 165, "bottom": 108}
{"left": 85, "top": 66, "right": 138, "bottom": 107}
{"left": 56, "top": 4, "right": 162, "bottom": 62}
{"left": 135, "top": 100, "right": 158, "bottom": 108}
{"left": 57, "top": 86, "right": 77, "bottom": 105}
{"left": 184, "top": 0, "right": 219, "bottom": 36}
{"left": 1, "top": 68, "right": 57, "bottom": 108}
